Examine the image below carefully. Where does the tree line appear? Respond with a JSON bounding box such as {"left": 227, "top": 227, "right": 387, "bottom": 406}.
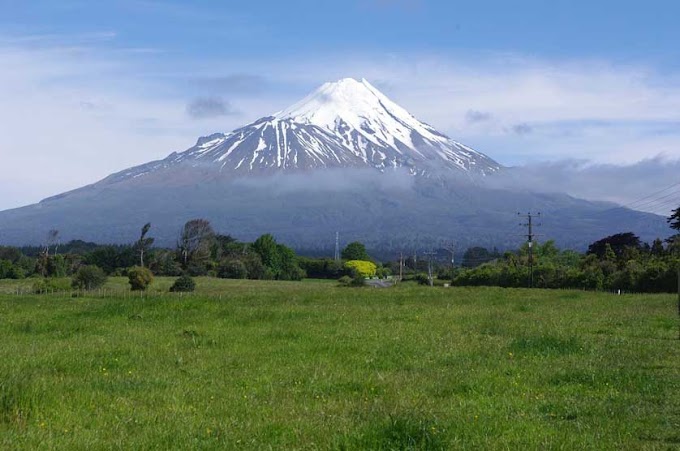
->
{"left": 0, "top": 219, "right": 383, "bottom": 289}
{"left": 1, "top": 206, "right": 678, "bottom": 293}
{"left": 0, "top": 219, "right": 308, "bottom": 281}
{"left": 451, "top": 207, "right": 680, "bottom": 292}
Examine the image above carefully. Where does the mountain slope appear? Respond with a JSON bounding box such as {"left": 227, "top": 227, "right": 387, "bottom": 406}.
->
{"left": 0, "top": 174, "right": 669, "bottom": 254}
{"left": 0, "top": 78, "right": 669, "bottom": 251}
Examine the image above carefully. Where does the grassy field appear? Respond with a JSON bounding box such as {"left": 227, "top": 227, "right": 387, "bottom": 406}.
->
{"left": 0, "top": 277, "right": 678, "bottom": 449}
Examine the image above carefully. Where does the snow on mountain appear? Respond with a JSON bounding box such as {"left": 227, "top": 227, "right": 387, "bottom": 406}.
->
{"left": 277, "top": 78, "right": 449, "bottom": 151}
{"left": 103, "top": 78, "right": 501, "bottom": 184}
{"left": 5, "top": 80, "right": 669, "bottom": 251}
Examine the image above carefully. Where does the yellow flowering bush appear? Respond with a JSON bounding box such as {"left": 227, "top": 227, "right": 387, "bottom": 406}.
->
{"left": 344, "top": 260, "right": 377, "bottom": 278}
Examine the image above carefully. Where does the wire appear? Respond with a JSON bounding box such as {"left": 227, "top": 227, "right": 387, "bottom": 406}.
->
{"left": 588, "top": 181, "right": 680, "bottom": 216}
{"left": 620, "top": 181, "right": 680, "bottom": 209}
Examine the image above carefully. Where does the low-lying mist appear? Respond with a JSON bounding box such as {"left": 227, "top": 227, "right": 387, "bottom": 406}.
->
{"left": 483, "top": 156, "right": 680, "bottom": 215}
{"left": 231, "top": 167, "right": 417, "bottom": 193}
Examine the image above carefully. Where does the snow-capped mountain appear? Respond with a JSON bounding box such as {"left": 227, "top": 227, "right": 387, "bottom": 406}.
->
{"left": 0, "top": 78, "right": 668, "bottom": 250}
{"left": 106, "top": 78, "right": 500, "bottom": 183}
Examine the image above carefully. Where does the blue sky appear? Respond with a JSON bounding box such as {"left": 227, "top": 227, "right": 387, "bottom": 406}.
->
{"left": 3, "top": 0, "right": 678, "bottom": 63}
{"left": 1, "top": 0, "right": 680, "bottom": 209}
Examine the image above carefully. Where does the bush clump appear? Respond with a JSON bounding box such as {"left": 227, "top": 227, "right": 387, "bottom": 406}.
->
{"left": 32, "top": 277, "right": 72, "bottom": 294}
{"left": 71, "top": 265, "right": 107, "bottom": 290}
{"left": 344, "top": 260, "right": 377, "bottom": 278}
{"left": 338, "top": 274, "right": 366, "bottom": 287}
{"left": 128, "top": 266, "right": 154, "bottom": 291}
{"left": 217, "top": 260, "right": 248, "bottom": 279}
{"left": 415, "top": 273, "right": 431, "bottom": 285}
{"left": 170, "top": 274, "right": 196, "bottom": 292}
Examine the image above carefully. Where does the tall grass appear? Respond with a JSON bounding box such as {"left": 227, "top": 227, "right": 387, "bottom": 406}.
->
{"left": 0, "top": 278, "right": 677, "bottom": 449}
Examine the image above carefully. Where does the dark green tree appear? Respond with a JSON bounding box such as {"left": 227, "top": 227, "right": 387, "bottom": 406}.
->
{"left": 251, "top": 234, "right": 305, "bottom": 280}
{"left": 462, "top": 247, "right": 494, "bottom": 268}
{"left": 0, "top": 247, "right": 21, "bottom": 263}
{"left": 0, "top": 260, "right": 14, "bottom": 279}
{"left": 170, "top": 274, "right": 196, "bottom": 292}
{"left": 72, "top": 265, "right": 107, "bottom": 290}
{"left": 211, "top": 234, "right": 237, "bottom": 261}
{"left": 252, "top": 234, "right": 282, "bottom": 273}
{"left": 277, "top": 244, "right": 306, "bottom": 281}
{"left": 128, "top": 266, "right": 154, "bottom": 291}
{"left": 587, "top": 232, "right": 642, "bottom": 259}
{"left": 341, "top": 241, "right": 369, "bottom": 261}
{"left": 650, "top": 238, "right": 665, "bottom": 256}
{"left": 217, "top": 259, "right": 248, "bottom": 279}
{"left": 668, "top": 206, "right": 680, "bottom": 231}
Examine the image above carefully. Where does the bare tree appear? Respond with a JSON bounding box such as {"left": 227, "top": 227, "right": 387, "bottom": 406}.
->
{"left": 178, "top": 219, "right": 215, "bottom": 268}
{"left": 43, "top": 229, "right": 60, "bottom": 257}
{"left": 136, "top": 223, "right": 155, "bottom": 267}
{"left": 36, "top": 229, "right": 60, "bottom": 277}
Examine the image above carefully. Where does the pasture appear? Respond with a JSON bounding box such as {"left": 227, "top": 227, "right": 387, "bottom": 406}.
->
{"left": 0, "top": 278, "right": 678, "bottom": 449}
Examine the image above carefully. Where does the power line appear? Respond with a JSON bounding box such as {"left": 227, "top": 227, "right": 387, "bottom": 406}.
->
{"left": 593, "top": 181, "right": 680, "bottom": 216}
{"left": 622, "top": 180, "right": 680, "bottom": 209}
{"left": 606, "top": 196, "right": 680, "bottom": 216}
{"left": 622, "top": 190, "right": 680, "bottom": 211}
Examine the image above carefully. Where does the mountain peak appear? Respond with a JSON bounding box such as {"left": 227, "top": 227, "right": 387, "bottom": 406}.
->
{"left": 273, "top": 77, "right": 462, "bottom": 155}
{"left": 103, "top": 78, "right": 501, "bottom": 182}
{"left": 276, "top": 77, "right": 413, "bottom": 132}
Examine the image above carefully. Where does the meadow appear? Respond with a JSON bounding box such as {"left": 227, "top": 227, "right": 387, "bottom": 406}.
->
{"left": 0, "top": 277, "right": 678, "bottom": 449}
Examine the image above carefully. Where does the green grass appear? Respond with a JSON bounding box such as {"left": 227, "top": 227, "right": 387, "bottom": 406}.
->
{"left": 0, "top": 278, "right": 678, "bottom": 449}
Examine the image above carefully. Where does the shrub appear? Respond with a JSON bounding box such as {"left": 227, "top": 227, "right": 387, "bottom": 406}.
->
{"left": 111, "top": 268, "right": 127, "bottom": 277}
{"left": 299, "top": 258, "right": 345, "bottom": 279}
{"left": 414, "top": 273, "right": 430, "bottom": 285}
{"left": 243, "top": 256, "right": 266, "bottom": 280}
{"left": 376, "top": 266, "right": 392, "bottom": 278}
{"left": 338, "top": 275, "right": 365, "bottom": 287}
{"left": 0, "top": 260, "right": 26, "bottom": 280}
{"left": 337, "top": 275, "right": 353, "bottom": 286}
{"left": 71, "top": 265, "right": 107, "bottom": 290}
{"left": 350, "top": 275, "right": 366, "bottom": 287}
{"left": 186, "top": 262, "right": 208, "bottom": 277}
{"left": 217, "top": 260, "right": 248, "bottom": 279}
{"left": 128, "top": 266, "right": 154, "bottom": 291}
{"left": 279, "top": 264, "right": 306, "bottom": 281}
{"left": 32, "top": 278, "right": 72, "bottom": 294}
{"left": 170, "top": 274, "right": 196, "bottom": 292}
{"left": 344, "top": 260, "right": 377, "bottom": 278}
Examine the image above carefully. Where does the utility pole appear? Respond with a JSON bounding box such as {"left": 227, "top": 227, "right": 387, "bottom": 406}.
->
{"left": 334, "top": 232, "right": 340, "bottom": 262}
{"left": 399, "top": 251, "right": 404, "bottom": 281}
{"left": 519, "top": 212, "right": 541, "bottom": 288}
{"left": 443, "top": 241, "right": 455, "bottom": 266}
{"left": 423, "top": 249, "right": 436, "bottom": 287}
{"left": 443, "top": 241, "right": 456, "bottom": 284}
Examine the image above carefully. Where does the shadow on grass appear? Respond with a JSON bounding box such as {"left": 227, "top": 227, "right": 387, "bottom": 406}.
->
{"left": 509, "top": 335, "right": 582, "bottom": 357}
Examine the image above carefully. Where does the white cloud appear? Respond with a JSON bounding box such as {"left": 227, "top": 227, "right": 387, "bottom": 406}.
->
{"left": 486, "top": 156, "right": 680, "bottom": 217}
{"left": 0, "top": 42, "right": 259, "bottom": 210}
